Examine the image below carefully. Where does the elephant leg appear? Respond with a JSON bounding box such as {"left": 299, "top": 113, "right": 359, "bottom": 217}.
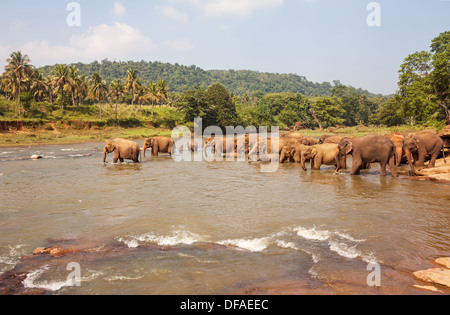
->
{"left": 113, "top": 152, "right": 119, "bottom": 164}
{"left": 311, "top": 158, "right": 321, "bottom": 170}
{"left": 379, "top": 161, "right": 387, "bottom": 177}
{"left": 152, "top": 145, "right": 158, "bottom": 157}
{"left": 120, "top": 158, "right": 124, "bottom": 163}
{"left": 351, "top": 157, "right": 362, "bottom": 175}
{"left": 416, "top": 152, "right": 426, "bottom": 170}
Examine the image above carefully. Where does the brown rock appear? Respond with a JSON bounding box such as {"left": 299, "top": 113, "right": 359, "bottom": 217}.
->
{"left": 435, "top": 257, "right": 450, "bottom": 269}
{"left": 32, "top": 247, "right": 51, "bottom": 255}
{"left": 413, "top": 268, "right": 450, "bottom": 287}
{"left": 413, "top": 285, "right": 444, "bottom": 294}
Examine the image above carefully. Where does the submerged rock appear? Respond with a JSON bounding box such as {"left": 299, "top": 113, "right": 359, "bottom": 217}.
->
{"left": 31, "top": 155, "right": 43, "bottom": 160}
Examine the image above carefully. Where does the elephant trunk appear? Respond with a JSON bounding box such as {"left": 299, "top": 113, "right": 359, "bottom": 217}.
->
{"left": 103, "top": 148, "right": 107, "bottom": 163}
{"left": 335, "top": 152, "right": 342, "bottom": 173}
{"left": 300, "top": 154, "right": 308, "bottom": 171}
{"left": 143, "top": 144, "right": 147, "bottom": 158}
{"left": 404, "top": 147, "right": 415, "bottom": 172}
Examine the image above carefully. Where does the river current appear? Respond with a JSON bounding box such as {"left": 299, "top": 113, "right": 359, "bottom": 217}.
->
{"left": 0, "top": 141, "right": 449, "bottom": 294}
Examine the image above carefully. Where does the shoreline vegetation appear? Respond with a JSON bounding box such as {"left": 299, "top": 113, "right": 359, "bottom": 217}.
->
{"left": 0, "top": 118, "right": 441, "bottom": 147}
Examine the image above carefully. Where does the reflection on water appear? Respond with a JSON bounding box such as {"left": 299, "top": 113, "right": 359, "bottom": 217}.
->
{"left": 0, "top": 142, "right": 449, "bottom": 295}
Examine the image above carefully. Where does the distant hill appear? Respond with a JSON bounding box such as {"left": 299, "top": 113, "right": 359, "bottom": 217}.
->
{"left": 38, "top": 59, "right": 382, "bottom": 98}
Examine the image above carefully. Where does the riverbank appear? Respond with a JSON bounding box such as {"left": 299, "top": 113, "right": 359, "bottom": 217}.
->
{"left": 0, "top": 122, "right": 434, "bottom": 147}
{"left": 0, "top": 124, "right": 172, "bottom": 147}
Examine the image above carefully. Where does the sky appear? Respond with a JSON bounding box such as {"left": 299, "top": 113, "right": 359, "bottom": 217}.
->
{"left": 0, "top": 0, "right": 449, "bottom": 95}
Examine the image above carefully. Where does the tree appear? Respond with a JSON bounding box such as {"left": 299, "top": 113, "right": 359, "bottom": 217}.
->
{"left": 67, "top": 65, "right": 81, "bottom": 107}
{"left": 88, "top": 73, "right": 108, "bottom": 120}
{"left": 398, "top": 51, "right": 434, "bottom": 125}
{"left": 397, "top": 31, "right": 450, "bottom": 125}
{"left": 2, "top": 51, "right": 34, "bottom": 116}
{"left": 125, "top": 68, "right": 141, "bottom": 110}
{"left": 157, "top": 79, "right": 169, "bottom": 115}
{"left": 206, "top": 83, "right": 239, "bottom": 128}
{"left": 145, "top": 82, "right": 160, "bottom": 118}
{"left": 177, "top": 87, "right": 217, "bottom": 128}
{"left": 430, "top": 31, "right": 450, "bottom": 125}
{"left": 31, "top": 69, "right": 47, "bottom": 102}
{"left": 109, "top": 79, "right": 125, "bottom": 120}
{"left": 308, "top": 97, "right": 345, "bottom": 130}
{"left": 49, "top": 64, "right": 70, "bottom": 111}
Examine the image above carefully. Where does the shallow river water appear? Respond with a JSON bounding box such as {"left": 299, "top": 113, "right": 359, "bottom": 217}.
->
{"left": 0, "top": 141, "right": 449, "bottom": 295}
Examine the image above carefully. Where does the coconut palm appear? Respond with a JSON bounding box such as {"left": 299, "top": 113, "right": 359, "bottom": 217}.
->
{"left": 31, "top": 69, "right": 47, "bottom": 102}
{"left": 67, "top": 65, "right": 81, "bottom": 106}
{"left": 125, "top": 68, "right": 141, "bottom": 110}
{"left": 76, "top": 74, "right": 88, "bottom": 105}
{"left": 157, "top": 79, "right": 169, "bottom": 115}
{"left": 145, "top": 82, "right": 160, "bottom": 118}
{"left": 88, "top": 73, "right": 108, "bottom": 120}
{"left": 49, "top": 64, "right": 70, "bottom": 111}
{"left": 2, "top": 51, "right": 34, "bottom": 116}
{"left": 109, "top": 79, "right": 125, "bottom": 120}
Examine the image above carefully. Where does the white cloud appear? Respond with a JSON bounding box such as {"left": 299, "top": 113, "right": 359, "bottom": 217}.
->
{"left": 195, "top": 0, "right": 284, "bottom": 17}
{"left": 17, "top": 22, "right": 155, "bottom": 66}
{"left": 112, "top": 2, "right": 126, "bottom": 18}
{"left": 158, "top": 6, "right": 189, "bottom": 23}
{"left": 164, "top": 38, "right": 194, "bottom": 51}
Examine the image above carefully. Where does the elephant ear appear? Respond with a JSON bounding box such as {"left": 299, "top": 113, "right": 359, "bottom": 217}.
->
{"left": 345, "top": 141, "right": 353, "bottom": 155}
{"left": 311, "top": 148, "right": 318, "bottom": 158}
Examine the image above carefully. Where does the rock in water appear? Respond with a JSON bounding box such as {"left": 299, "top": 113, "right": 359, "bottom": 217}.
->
{"left": 435, "top": 257, "right": 450, "bottom": 269}
{"left": 413, "top": 268, "right": 450, "bottom": 288}
{"left": 31, "top": 155, "right": 43, "bottom": 160}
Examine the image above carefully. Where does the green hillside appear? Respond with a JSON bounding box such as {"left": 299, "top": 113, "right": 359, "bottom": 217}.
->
{"left": 37, "top": 59, "right": 381, "bottom": 98}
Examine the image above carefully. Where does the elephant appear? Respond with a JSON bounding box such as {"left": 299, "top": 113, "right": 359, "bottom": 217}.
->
{"left": 301, "top": 137, "right": 317, "bottom": 146}
{"left": 143, "top": 136, "right": 175, "bottom": 157}
{"left": 204, "top": 136, "right": 237, "bottom": 157}
{"left": 282, "top": 132, "right": 304, "bottom": 141}
{"left": 403, "top": 132, "right": 445, "bottom": 172}
{"left": 280, "top": 142, "right": 308, "bottom": 164}
{"left": 300, "top": 143, "right": 347, "bottom": 171}
{"left": 335, "top": 135, "right": 398, "bottom": 177}
{"left": 387, "top": 133, "right": 406, "bottom": 166}
{"left": 319, "top": 135, "right": 356, "bottom": 144}
{"left": 103, "top": 138, "right": 141, "bottom": 163}
{"left": 253, "top": 136, "right": 301, "bottom": 160}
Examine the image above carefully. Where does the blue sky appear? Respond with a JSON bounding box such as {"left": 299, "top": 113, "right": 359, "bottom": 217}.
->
{"left": 0, "top": 0, "right": 449, "bottom": 95}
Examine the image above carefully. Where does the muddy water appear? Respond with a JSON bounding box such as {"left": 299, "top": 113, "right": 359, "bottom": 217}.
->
{"left": 0, "top": 141, "right": 449, "bottom": 295}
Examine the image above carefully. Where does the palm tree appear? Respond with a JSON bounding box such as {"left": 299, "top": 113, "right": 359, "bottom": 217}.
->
{"left": 125, "top": 68, "right": 141, "bottom": 110}
{"left": 2, "top": 51, "right": 34, "bottom": 116}
{"left": 31, "top": 69, "right": 47, "bottom": 102}
{"left": 88, "top": 73, "right": 108, "bottom": 120}
{"left": 109, "top": 79, "right": 125, "bottom": 120}
{"left": 67, "top": 65, "right": 81, "bottom": 107}
{"left": 77, "top": 75, "right": 88, "bottom": 105}
{"left": 157, "top": 79, "right": 169, "bottom": 116}
{"left": 133, "top": 87, "right": 148, "bottom": 112}
{"left": 49, "top": 64, "right": 70, "bottom": 111}
{"left": 145, "top": 82, "right": 160, "bottom": 119}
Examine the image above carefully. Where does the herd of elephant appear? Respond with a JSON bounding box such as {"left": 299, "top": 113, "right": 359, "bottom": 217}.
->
{"left": 103, "top": 129, "right": 447, "bottom": 177}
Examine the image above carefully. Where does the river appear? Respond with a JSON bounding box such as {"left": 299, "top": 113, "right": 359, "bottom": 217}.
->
{"left": 0, "top": 141, "right": 449, "bottom": 295}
